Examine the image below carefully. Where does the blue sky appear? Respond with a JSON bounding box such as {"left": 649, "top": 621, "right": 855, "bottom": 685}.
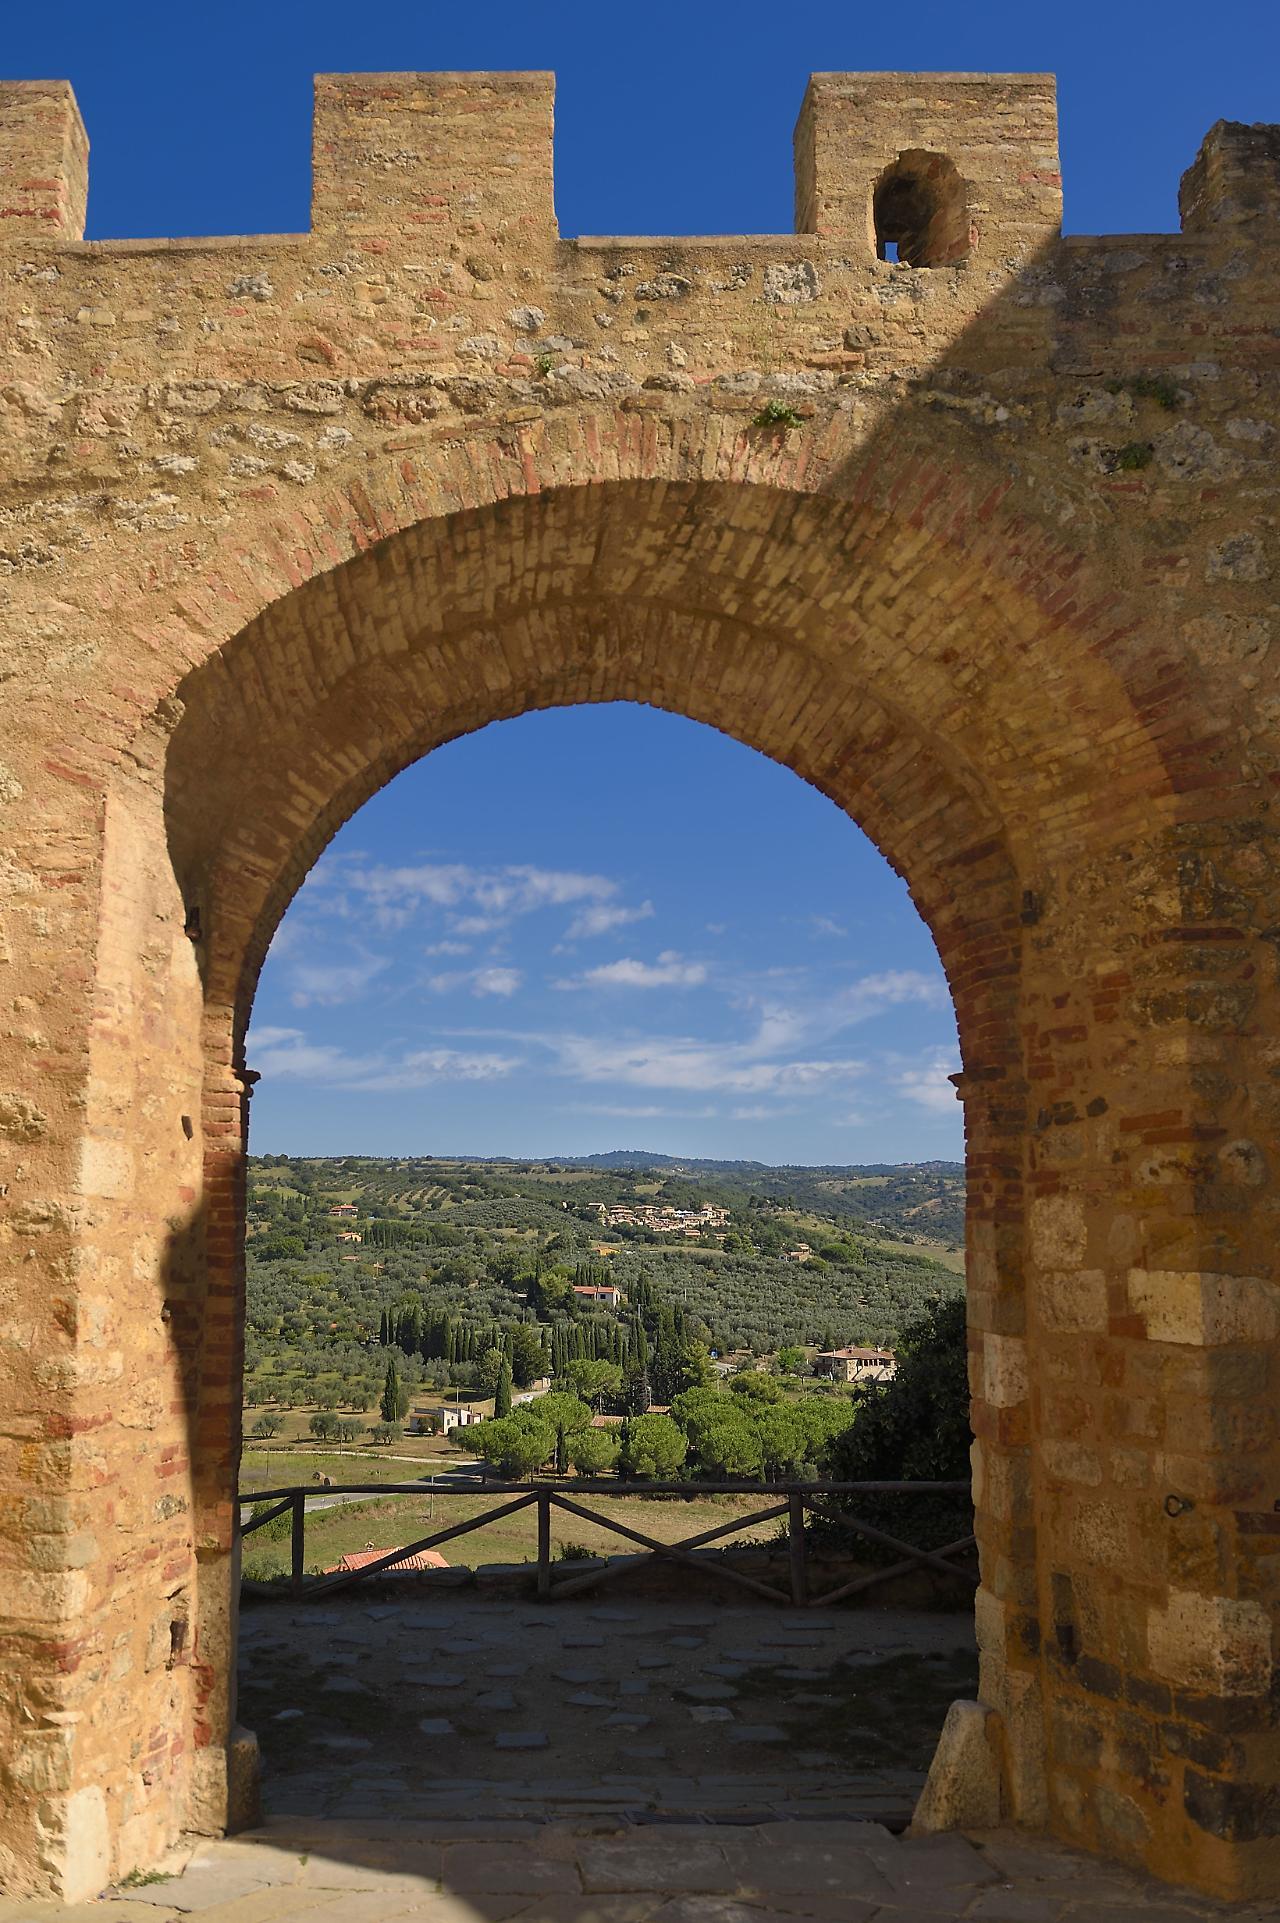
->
{"left": 15, "top": 0, "right": 1274, "bottom": 1162}
{"left": 246, "top": 708, "right": 959, "bottom": 1160}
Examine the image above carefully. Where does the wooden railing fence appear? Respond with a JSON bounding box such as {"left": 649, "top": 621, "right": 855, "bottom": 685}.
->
{"left": 239, "top": 1479, "right": 975, "bottom": 1607}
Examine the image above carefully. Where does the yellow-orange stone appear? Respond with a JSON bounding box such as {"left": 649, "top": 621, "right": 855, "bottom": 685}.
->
{"left": 0, "top": 68, "right": 1278, "bottom": 1905}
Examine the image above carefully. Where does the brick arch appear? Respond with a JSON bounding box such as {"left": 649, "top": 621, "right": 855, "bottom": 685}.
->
{"left": 122, "top": 405, "right": 1173, "bottom": 828}
{"left": 141, "top": 451, "right": 1190, "bottom": 1880}
{"left": 153, "top": 448, "right": 1179, "bottom": 1009}
{"left": 94, "top": 419, "right": 1266, "bottom": 1903}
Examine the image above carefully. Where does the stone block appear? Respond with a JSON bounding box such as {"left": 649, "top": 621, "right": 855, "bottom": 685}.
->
{"left": 1127, "top": 1270, "right": 1280, "bottom": 1347}
{"left": 910, "top": 1699, "right": 1003, "bottom": 1833}
{"left": 1147, "top": 1591, "right": 1272, "bottom": 1697}
{"left": 1037, "top": 1269, "right": 1108, "bottom": 1334}
{"left": 226, "top": 1725, "right": 262, "bottom": 1834}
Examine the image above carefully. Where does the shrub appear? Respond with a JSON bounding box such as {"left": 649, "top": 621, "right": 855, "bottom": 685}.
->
{"left": 619, "top": 1412, "right": 688, "bottom": 1479}
{"left": 824, "top": 1296, "right": 972, "bottom": 1553}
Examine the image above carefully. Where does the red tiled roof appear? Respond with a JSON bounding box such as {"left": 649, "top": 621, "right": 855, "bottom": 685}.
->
{"left": 820, "top": 1347, "right": 896, "bottom": 1361}
{"left": 324, "top": 1548, "right": 449, "bottom": 1573}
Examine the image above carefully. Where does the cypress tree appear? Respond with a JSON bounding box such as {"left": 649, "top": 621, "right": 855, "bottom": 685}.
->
{"left": 555, "top": 1423, "right": 569, "bottom": 1476}
{"left": 494, "top": 1360, "right": 512, "bottom": 1417}
{"left": 380, "top": 1358, "right": 401, "bottom": 1425}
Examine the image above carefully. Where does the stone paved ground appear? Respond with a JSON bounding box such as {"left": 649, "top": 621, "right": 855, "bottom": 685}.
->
{"left": 2, "top": 1818, "right": 1276, "bottom": 1921}
{"left": 6, "top": 1595, "right": 1270, "bottom": 1919}
{"left": 236, "top": 1590, "right": 980, "bottom": 1824}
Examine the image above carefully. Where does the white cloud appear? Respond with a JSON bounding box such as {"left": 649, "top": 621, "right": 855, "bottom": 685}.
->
{"left": 561, "top": 950, "right": 708, "bottom": 991}
{"left": 460, "top": 966, "right": 947, "bottom": 1105}
{"left": 246, "top": 1024, "right": 520, "bottom": 1090}
{"left": 549, "top": 1030, "right": 863, "bottom": 1096}
{"left": 810, "top": 915, "right": 847, "bottom": 938}
{"left": 427, "top": 970, "right": 468, "bottom": 994}
{"left": 472, "top": 967, "right": 522, "bottom": 998}
{"left": 449, "top": 915, "right": 505, "bottom": 938}
{"left": 730, "top": 1105, "right": 771, "bottom": 1121}
{"left": 895, "top": 1051, "right": 962, "bottom": 1114}
{"left": 246, "top": 1024, "right": 306, "bottom": 1051}
{"left": 318, "top": 860, "right": 621, "bottom": 935}
{"left": 564, "top": 900, "right": 655, "bottom": 940}
{"left": 286, "top": 951, "right": 388, "bottom": 1008}
{"left": 429, "top": 966, "right": 524, "bottom": 999}
{"left": 575, "top": 1102, "right": 720, "bottom": 1121}
{"left": 425, "top": 939, "right": 471, "bottom": 957}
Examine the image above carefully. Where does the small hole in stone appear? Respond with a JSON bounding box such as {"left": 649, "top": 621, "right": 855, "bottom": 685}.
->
{"left": 181, "top": 1114, "right": 193, "bottom": 1139}
{"left": 168, "top": 1619, "right": 187, "bottom": 1665}
{"left": 873, "top": 149, "right": 971, "bottom": 267}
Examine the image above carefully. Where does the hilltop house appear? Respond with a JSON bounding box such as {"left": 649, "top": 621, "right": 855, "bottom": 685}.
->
{"left": 412, "top": 1405, "right": 479, "bottom": 1435}
{"left": 573, "top": 1283, "right": 622, "bottom": 1309}
{"left": 814, "top": 1346, "right": 897, "bottom": 1385}
{"left": 782, "top": 1243, "right": 814, "bottom": 1264}
{"left": 328, "top": 1203, "right": 358, "bottom": 1218}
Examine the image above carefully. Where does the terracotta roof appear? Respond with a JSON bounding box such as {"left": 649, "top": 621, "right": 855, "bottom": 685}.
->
{"left": 324, "top": 1548, "right": 449, "bottom": 1573}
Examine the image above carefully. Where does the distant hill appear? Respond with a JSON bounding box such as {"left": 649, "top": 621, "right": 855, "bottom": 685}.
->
{"left": 249, "top": 1150, "right": 966, "bottom": 1250}
{"left": 558, "top": 1151, "right": 963, "bottom": 1178}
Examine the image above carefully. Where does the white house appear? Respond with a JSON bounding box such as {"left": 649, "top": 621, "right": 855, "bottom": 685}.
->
{"left": 814, "top": 1346, "right": 897, "bottom": 1385}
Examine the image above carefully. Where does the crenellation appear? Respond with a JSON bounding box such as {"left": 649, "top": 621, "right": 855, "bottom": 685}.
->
{"left": 794, "top": 71, "right": 1061, "bottom": 261}
{"left": 0, "top": 79, "right": 88, "bottom": 242}
{"left": 310, "top": 70, "right": 557, "bottom": 243}
{"left": 1180, "top": 119, "right": 1280, "bottom": 231}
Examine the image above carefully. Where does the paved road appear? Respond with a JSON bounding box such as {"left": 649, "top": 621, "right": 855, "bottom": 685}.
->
{"left": 239, "top": 1457, "right": 487, "bottom": 1517}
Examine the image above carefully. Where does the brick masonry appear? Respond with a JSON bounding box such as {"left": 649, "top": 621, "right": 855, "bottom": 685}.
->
{"left": 0, "top": 68, "right": 1277, "bottom": 1906}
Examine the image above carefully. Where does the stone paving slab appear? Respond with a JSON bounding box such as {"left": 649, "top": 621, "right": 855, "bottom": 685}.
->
{"left": 236, "top": 1593, "right": 977, "bottom": 1825}
{"left": 4, "top": 1818, "right": 1278, "bottom": 1922}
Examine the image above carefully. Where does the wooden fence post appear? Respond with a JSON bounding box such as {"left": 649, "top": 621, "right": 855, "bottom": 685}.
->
{"left": 537, "top": 1486, "right": 552, "bottom": 1597}
{"left": 788, "top": 1490, "right": 808, "bottom": 1607}
{"left": 290, "top": 1491, "right": 306, "bottom": 1597}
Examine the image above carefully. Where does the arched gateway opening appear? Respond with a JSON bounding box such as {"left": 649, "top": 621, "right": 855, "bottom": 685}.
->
{"left": 148, "top": 470, "right": 1040, "bottom": 1833}
{"left": 47, "top": 447, "right": 1272, "bottom": 1906}
{"left": 232, "top": 699, "right": 978, "bottom": 1825}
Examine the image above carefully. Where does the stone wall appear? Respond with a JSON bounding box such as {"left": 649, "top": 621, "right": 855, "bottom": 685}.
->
{"left": 0, "top": 69, "right": 1277, "bottom": 1903}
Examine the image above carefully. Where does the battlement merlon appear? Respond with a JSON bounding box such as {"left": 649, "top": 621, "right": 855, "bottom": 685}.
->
{"left": 794, "top": 73, "right": 1061, "bottom": 263}
{"left": 311, "top": 71, "right": 558, "bottom": 247}
{"left": 0, "top": 78, "right": 87, "bottom": 240}
{"left": 1180, "top": 119, "right": 1280, "bottom": 229}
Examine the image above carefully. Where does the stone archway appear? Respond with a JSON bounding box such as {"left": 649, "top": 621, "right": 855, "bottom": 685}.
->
{"left": 2, "top": 62, "right": 1277, "bottom": 1909}
{"left": 7, "top": 423, "right": 1276, "bottom": 1909}
{"left": 81, "top": 454, "right": 1227, "bottom": 1896}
